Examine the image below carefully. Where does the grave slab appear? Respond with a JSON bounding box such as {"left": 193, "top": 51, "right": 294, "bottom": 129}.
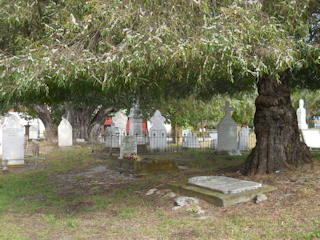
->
{"left": 169, "top": 176, "right": 276, "bottom": 207}
{"left": 188, "top": 176, "right": 262, "bottom": 194}
{"left": 301, "top": 129, "right": 320, "bottom": 149}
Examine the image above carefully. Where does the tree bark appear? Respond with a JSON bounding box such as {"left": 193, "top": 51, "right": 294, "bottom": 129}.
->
{"left": 30, "top": 104, "right": 57, "bottom": 143}
{"left": 244, "top": 71, "right": 312, "bottom": 175}
{"left": 66, "top": 106, "right": 113, "bottom": 142}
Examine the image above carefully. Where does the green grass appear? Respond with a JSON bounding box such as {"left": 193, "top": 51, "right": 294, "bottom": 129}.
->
{"left": 0, "top": 147, "right": 319, "bottom": 240}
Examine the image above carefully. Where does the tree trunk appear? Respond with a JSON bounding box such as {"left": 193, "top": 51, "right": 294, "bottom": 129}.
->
{"left": 66, "top": 107, "right": 92, "bottom": 140}
{"left": 87, "top": 107, "right": 113, "bottom": 142}
{"left": 244, "top": 72, "right": 312, "bottom": 175}
{"left": 66, "top": 106, "right": 113, "bottom": 142}
{"left": 30, "top": 104, "right": 57, "bottom": 143}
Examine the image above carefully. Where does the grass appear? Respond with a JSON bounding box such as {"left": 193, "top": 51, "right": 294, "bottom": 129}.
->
{"left": 0, "top": 146, "right": 319, "bottom": 239}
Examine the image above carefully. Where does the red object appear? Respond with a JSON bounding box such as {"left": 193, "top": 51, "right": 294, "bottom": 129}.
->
{"left": 126, "top": 119, "right": 148, "bottom": 134}
{"left": 104, "top": 117, "right": 113, "bottom": 125}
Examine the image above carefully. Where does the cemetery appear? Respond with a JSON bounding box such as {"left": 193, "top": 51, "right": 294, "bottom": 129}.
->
{"left": 0, "top": 1, "right": 319, "bottom": 239}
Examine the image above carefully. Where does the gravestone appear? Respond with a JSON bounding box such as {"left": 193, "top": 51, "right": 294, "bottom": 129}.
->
{"left": 238, "top": 126, "right": 250, "bottom": 151}
{"left": 129, "top": 103, "right": 145, "bottom": 144}
{"left": 2, "top": 114, "right": 25, "bottom": 166}
{"left": 105, "top": 123, "right": 121, "bottom": 148}
{"left": 301, "top": 129, "right": 320, "bottom": 149}
{"left": 149, "top": 110, "right": 167, "bottom": 150}
{"left": 58, "top": 118, "right": 73, "bottom": 147}
{"left": 119, "top": 136, "right": 137, "bottom": 159}
{"left": 112, "top": 110, "right": 128, "bottom": 145}
{"left": 183, "top": 132, "right": 200, "bottom": 148}
{"left": 169, "top": 176, "right": 276, "bottom": 207}
{"left": 209, "top": 131, "right": 218, "bottom": 149}
{"left": 29, "top": 118, "right": 45, "bottom": 139}
{"left": 217, "top": 101, "right": 241, "bottom": 155}
{"left": 188, "top": 176, "right": 262, "bottom": 194}
{"left": 0, "top": 117, "right": 5, "bottom": 155}
{"left": 297, "top": 99, "right": 308, "bottom": 130}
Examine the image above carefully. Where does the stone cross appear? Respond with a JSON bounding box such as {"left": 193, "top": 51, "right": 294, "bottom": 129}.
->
{"left": 222, "top": 101, "right": 234, "bottom": 119}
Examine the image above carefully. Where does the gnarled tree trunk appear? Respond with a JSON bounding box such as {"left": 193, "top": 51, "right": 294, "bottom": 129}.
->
{"left": 66, "top": 106, "right": 113, "bottom": 142}
{"left": 30, "top": 104, "right": 57, "bottom": 143}
{"left": 244, "top": 71, "right": 312, "bottom": 175}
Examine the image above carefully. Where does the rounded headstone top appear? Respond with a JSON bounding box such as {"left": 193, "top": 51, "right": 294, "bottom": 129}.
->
{"left": 299, "top": 99, "right": 304, "bottom": 108}
{"left": 3, "top": 114, "right": 24, "bottom": 129}
{"left": 129, "top": 103, "right": 142, "bottom": 118}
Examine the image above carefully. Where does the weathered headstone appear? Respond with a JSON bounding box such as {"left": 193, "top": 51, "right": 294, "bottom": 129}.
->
{"left": 113, "top": 111, "right": 127, "bottom": 134}
{"left": 58, "top": 118, "right": 73, "bottom": 147}
{"left": 2, "top": 114, "right": 25, "bottom": 166}
{"left": 29, "top": 118, "right": 45, "bottom": 139}
{"left": 105, "top": 123, "right": 121, "bottom": 148}
{"left": 238, "top": 126, "right": 250, "bottom": 151}
{"left": 0, "top": 117, "right": 5, "bottom": 155}
{"left": 297, "top": 99, "right": 308, "bottom": 130}
{"left": 209, "top": 131, "right": 218, "bottom": 149}
{"left": 129, "top": 103, "right": 145, "bottom": 144}
{"left": 149, "top": 110, "right": 167, "bottom": 150}
{"left": 119, "top": 136, "right": 137, "bottom": 159}
{"left": 112, "top": 110, "right": 128, "bottom": 145}
{"left": 183, "top": 132, "right": 200, "bottom": 148}
{"left": 301, "top": 129, "right": 320, "bottom": 149}
{"left": 217, "top": 101, "right": 241, "bottom": 155}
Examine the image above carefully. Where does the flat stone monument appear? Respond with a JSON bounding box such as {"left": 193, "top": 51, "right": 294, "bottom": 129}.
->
{"left": 217, "top": 101, "right": 241, "bottom": 155}
{"left": 301, "top": 129, "right": 320, "bottom": 149}
{"left": 2, "top": 114, "right": 25, "bottom": 167}
{"left": 297, "top": 99, "right": 308, "bottom": 130}
{"left": 149, "top": 110, "right": 167, "bottom": 150}
{"left": 169, "top": 175, "right": 276, "bottom": 207}
{"left": 188, "top": 176, "right": 262, "bottom": 194}
{"left": 58, "top": 118, "right": 73, "bottom": 147}
{"left": 238, "top": 126, "right": 250, "bottom": 151}
{"left": 119, "top": 136, "right": 137, "bottom": 159}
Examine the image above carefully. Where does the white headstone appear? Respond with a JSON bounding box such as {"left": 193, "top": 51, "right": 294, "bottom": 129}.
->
{"left": 217, "top": 101, "right": 241, "bottom": 155}
{"left": 113, "top": 111, "right": 127, "bottom": 134}
{"left": 297, "top": 99, "right": 308, "bottom": 130}
{"left": 58, "top": 118, "right": 73, "bottom": 147}
{"left": 183, "top": 132, "right": 200, "bottom": 148}
{"left": 129, "top": 103, "right": 145, "bottom": 144}
{"left": 119, "top": 136, "right": 137, "bottom": 159}
{"left": 105, "top": 123, "right": 121, "bottom": 148}
{"left": 209, "top": 131, "right": 218, "bottom": 149}
{"left": 29, "top": 118, "right": 45, "bottom": 139}
{"left": 112, "top": 110, "right": 128, "bottom": 145}
{"left": 2, "top": 114, "right": 25, "bottom": 166}
{"left": 0, "top": 117, "right": 5, "bottom": 155}
{"left": 238, "top": 126, "right": 250, "bottom": 151}
{"left": 301, "top": 129, "right": 320, "bottom": 149}
{"left": 149, "top": 110, "right": 167, "bottom": 150}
